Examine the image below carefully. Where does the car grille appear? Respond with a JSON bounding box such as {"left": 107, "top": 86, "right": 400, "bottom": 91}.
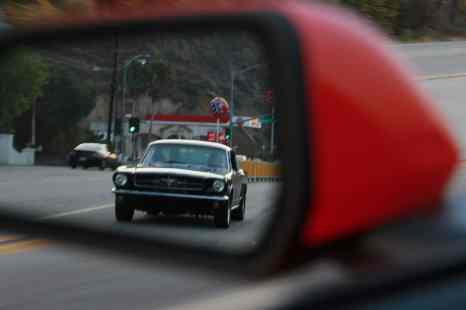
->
{"left": 134, "top": 174, "right": 207, "bottom": 193}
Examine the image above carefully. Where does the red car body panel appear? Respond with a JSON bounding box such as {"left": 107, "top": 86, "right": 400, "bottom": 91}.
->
{"left": 281, "top": 3, "right": 459, "bottom": 246}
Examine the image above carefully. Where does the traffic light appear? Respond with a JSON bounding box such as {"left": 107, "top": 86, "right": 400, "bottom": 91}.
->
{"left": 225, "top": 128, "right": 231, "bottom": 142}
{"left": 265, "top": 89, "right": 273, "bottom": 105}
{"left": 128, "top": 117, "right": 140, "bottom": 134}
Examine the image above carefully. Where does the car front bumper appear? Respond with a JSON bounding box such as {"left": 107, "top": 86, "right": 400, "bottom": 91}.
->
{"left": 112, "top": 188, "right": 229, "bottom": 214}
{"left": 113, "top": 188, "right": 229, "bottom": 201}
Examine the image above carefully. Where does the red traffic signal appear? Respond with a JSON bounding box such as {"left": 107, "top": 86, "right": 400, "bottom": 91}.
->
{"left": 265, "top": 89, "right": 273, "bottom": 105}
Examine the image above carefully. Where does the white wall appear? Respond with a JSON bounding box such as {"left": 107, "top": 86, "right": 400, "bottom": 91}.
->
{"left": 0, "top": 134, "right": 35, "bottom": 166}
{"left": 0, "top": 134, "right": 11, "bottom": 164}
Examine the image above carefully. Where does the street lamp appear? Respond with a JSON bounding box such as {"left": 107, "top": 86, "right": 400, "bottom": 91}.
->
{"left": 229, "top": 64, "right": 262, "bottom": 146}
{"left": 122, "top": 54, "right": 152, "bottom": 116}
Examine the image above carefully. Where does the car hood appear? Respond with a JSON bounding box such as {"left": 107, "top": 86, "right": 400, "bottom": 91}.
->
{"left": 118, "top": 166, "right": 226, "bottom": 180}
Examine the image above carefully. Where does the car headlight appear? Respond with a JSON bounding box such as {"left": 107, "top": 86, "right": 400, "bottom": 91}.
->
{"left": 114, "top": 174, "right": 128, "bottom": 187}
{"left": 212, "top": 180, "right": 225, "bottom": 193}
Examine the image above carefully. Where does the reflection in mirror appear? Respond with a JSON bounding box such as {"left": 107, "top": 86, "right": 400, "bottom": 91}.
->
{"left": 0, "top": 30, "right": 281, "bottom": 253}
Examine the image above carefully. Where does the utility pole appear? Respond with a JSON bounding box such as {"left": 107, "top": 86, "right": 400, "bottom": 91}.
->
{"left": 121, "top": 54, "right": 151, "bottom": 158}
{"left": 31, "top": 97, "right": 37, "bottom": 146}
{"left": 229, "top": 67, "right": 234, "bottom": 147}
{"left": 229, "top": 64, "right": 262, "bottom": 147}
{"left": 107, "top": 33, "right": 119, "bottom": 147}
{"left": 270, "top": 107, "right": 275, "bottom": 156}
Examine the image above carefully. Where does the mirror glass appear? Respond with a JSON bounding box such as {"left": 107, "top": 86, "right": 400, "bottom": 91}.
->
{"left": 0, "top": 29, "right": 282, "bottom": 253}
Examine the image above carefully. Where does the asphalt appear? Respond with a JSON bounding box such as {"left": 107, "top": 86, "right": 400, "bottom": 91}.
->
{"left": 0, "top": 166, "right": 279, "bottom": 310}
{"left": 1, "top": 41, "right": 466, "bottom": 310}
{"left": 0, "top": 166, "right": 279, "bottom": 253}
{"left": 393, "top": 41, "right": 466, "bottom": 77}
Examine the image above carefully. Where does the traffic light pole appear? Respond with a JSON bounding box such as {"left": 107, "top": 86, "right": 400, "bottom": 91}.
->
{"left": 216, "top": 118, "right": 220, "bottom": 143}
{"left": 131, "top": 132, "right": 135, "bottom": 161}
{"left": 107, "top": 34, "right": 119, "bottom": 147}
{"left": 229, "top": 64, "right": 262, "bottom": 147}
{"left": 229, "top": 70, "right": 234, "bottom": 147}
{"left": 270, "top": 107, "right": 275, "bottom": 156}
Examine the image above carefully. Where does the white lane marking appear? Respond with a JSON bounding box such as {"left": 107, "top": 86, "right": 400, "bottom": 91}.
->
{"left": 418, "top": 73, "right": 466, "bottom": 81}
{"left": 0, "top": 176, "right": 111, "bottom": 186}
{"left": 38, "top": 204, "right": 113, "bottom": 220}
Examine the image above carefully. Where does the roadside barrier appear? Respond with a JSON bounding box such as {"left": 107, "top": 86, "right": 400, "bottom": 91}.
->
{"left": 239, "top": 160, "right": 282, "bottom": 183}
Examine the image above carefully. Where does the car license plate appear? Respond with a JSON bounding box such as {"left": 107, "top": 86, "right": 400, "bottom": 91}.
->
{"left": 79, "top": 157, "right": 86, "bottom": 162}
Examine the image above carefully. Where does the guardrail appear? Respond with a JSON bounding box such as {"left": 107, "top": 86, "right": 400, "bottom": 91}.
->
{"left": 247, "top": 176, "right": 282, "bottom": 183}
{"left": 240, "top": 160, "right": 282, "bottom": 183}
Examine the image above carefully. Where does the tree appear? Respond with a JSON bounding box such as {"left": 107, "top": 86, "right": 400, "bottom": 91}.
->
{"left": 339, "top": 0, "right": 402, "bottom": 35}
{"left": 0, "top": 49, "right": 48, "bottom": 133}
{"left": 35, "top": 66, "right": 95, "bottom": 155}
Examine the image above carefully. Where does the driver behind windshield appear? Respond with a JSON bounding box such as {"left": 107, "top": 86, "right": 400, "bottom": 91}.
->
{"left": 143, "top": 144, "right": 228, "bottom": 173}
{"left": 151, "top": 148, "right": 168, "bottom": 163}
{"left": 208, "top": 152, "right": 227, "bottom": 169}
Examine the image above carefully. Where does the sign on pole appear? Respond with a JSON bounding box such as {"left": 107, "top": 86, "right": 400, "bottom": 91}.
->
{"left": 232, "top": 116, "right": 262, "bottom": 129}
{"left": 207, "top": 130, "right": 227, "bottom": 144}
{"left": 209, "top": 97, "right": 230, "bottom": 118}
{"left": 243, "top": 118, "right": 262, "bottom": 129}
{"left": 207, "top": 132, "right": 216, "bottom": 142}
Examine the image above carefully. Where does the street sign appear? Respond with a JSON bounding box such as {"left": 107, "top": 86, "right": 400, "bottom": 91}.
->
{"left": 243, "top": 118, "right": 262, "bottom": 129}
{"left": 218, "top": 132, "right": 226, "bottom": 144}
{"left": 232, "top": 116, "right": 262, "bottom": 129}
{"left": 260, "top": 115, "right": 273, "bottom": 122}
{"left": 207, "top": 132, "right": 216, "bottom": 142}
{"left": 207, "top": 131, "right": 227, "bottom": 144}
{"left": 209, "top": 97, "right": 230, "bottom": 118}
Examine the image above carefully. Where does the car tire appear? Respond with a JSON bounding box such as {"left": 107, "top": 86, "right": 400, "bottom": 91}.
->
{"left": 214, "top": 202, "right": 231, "bottom": 228}
{"left": 232, "top": 194, "right": 246, "bottom": 221}
{"left": 82, "top": 165, "right": 88, "bottom": 170}
{"left": 99, "top": 160, "right": 106, "bottom": 171}
{"left": 70, "top": 163, "right": 77, "bottom": 169}
{"left": 115, "top": 196, "right": 134, "bottom": 222}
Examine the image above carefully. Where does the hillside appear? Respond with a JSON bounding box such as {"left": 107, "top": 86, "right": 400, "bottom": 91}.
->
{"left": 25, "top": 30, "right": 274, "bottom": 159}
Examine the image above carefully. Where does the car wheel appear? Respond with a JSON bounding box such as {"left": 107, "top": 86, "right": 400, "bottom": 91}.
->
{"left": 99, "top": 161, "right": 106, "bottom": 171}
{"left": 232, "top": 194, "right": 246, "bottom": 221}
{"left": 70, "top": 163, "right": 77, "bottom": 169}
{"left": 115, "top": 196, "right": 134, "bottom": 222}
{"left": 214, "top": 202, "right": 231, "bottom": 228}
{"left": 82, "top": 165, "right": 88, "bottom": 170}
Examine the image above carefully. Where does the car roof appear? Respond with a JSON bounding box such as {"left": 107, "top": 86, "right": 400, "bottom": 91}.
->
{"left": 148, "top": 139, "right": 231, "bottom": 151}
{"left": 75, "top": 143, "right": 106, "bottom": 151}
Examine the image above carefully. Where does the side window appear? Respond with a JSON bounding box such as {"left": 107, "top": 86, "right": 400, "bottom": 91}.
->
{"left": 230, "top": 151, "right": 238, "bottom": 171}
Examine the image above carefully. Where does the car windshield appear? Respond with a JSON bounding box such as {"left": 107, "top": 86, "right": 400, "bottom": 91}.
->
{"left": 142, "top": 144, "right": 229, "bottom": 174}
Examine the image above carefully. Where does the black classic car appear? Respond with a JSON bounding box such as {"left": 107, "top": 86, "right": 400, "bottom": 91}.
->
{"left": 112, "top": 140, "right": 248, "bottom": 228}
{"left": 68, "top": 143, "right": 120, "bottom": 170}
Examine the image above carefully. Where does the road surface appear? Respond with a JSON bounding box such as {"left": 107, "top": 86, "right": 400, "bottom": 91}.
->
{"left": 0, "top": 166, "right": 278, "bottom": 310}
{"left": 1, "top": 41, "right": 466, "bottom": 310}
{"left": 0, "top": 166, "right": 278, "bottom": 252}
{"left": 393, "top": 41, "right": 466, "bottom": 77}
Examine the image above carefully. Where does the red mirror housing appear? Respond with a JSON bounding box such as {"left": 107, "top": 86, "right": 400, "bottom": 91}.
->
{"left": 282, "top": 3, "right": 459, "bottom": 246}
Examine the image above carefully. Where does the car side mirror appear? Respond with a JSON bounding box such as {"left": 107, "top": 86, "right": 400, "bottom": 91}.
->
{"left": 0, "top": 1, "right": 458, "bottom": 277}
